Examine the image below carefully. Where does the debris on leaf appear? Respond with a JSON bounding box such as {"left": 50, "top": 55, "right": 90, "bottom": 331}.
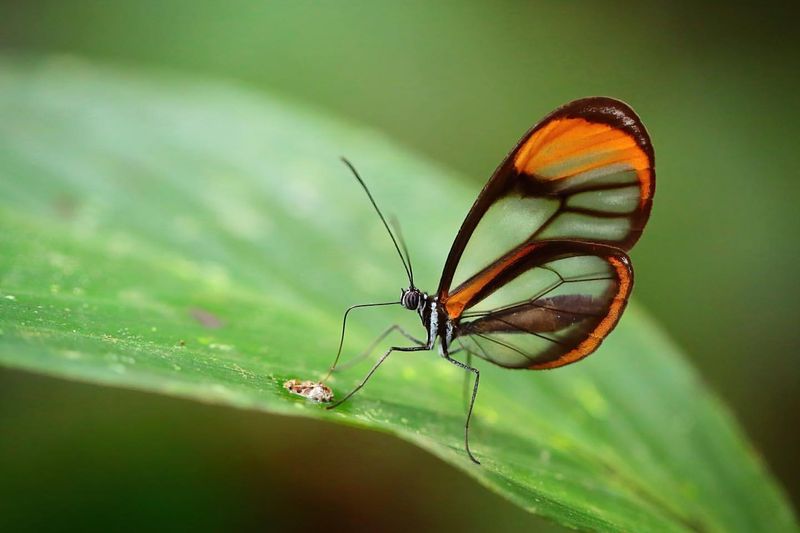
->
{"left": 189, "top": 307, "right": 224, "bottom": 329}
{"left": 284, "top": 379, "right": 334, "bottom": 403}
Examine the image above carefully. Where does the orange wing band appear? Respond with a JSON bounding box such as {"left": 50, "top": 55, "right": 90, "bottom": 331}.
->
{"left": 444, "top": 244, "right": 534, "bottom": 320}
{"left": 513, "top": 117, "right": 653, "bottom": 207}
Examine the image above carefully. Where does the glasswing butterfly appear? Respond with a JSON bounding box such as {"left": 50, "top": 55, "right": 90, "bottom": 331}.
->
{"left": 325, "top": 97, "right": 654, "bottom": 464}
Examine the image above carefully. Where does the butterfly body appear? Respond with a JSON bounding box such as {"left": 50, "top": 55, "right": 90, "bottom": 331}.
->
{"left": 401, "top": 289, "right": 454, "bottom": 356}
{"left": 327, "top": 97, "right": 654, "bottom": 464}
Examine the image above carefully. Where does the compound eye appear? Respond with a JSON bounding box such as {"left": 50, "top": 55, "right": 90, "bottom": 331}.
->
{"left": 401, "top": 290, "right": 418, "bottom": 310}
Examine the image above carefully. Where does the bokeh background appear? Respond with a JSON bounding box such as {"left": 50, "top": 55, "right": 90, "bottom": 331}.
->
{"left": 1, "top": 1, "right": 798, "bottom": 530}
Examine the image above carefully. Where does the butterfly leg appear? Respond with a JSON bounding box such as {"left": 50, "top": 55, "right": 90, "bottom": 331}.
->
{"left": 446, "top": 345, "right": 475, "bottom": 414}
{"left": 443, "top": 352, "right": 481, "bottom": 465}
{"left": 324, "top": 301, "right": 397, "bottom": 379}
{"left": 453, "top": 338, "right": 486, "bottom": 415}
{"left": 334, "top": 325, "right": 425, "bottom": 372}
{"left": 460, "top": 350, "right": 474, "bottom": 414}
{"left": 327, "top": 344, "right": 430, "bottom": 410}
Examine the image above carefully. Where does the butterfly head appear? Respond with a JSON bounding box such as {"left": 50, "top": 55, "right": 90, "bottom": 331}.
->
{"left": 400, "top": 287, "right": 423, "bottom": 311}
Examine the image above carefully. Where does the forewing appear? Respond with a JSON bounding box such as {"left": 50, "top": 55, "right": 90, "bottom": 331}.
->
{"left": 438, "top": 97, "right": 654, "bottom": 294}
{"left": 450, "top": 241, "right": 632, "bottom": 369}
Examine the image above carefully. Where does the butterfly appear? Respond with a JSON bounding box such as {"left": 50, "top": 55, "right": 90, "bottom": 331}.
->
{"left": 325, "top": 97, "right": 655, "bottom": 464}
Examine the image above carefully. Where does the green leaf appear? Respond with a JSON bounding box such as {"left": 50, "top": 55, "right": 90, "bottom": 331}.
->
{"left": 0, "top": 56, "right": 795, "bottom": 532}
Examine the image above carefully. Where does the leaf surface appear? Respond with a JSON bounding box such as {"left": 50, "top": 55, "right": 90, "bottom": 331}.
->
{"left": 0, "top": 57, "right": 795, "bottom": 532}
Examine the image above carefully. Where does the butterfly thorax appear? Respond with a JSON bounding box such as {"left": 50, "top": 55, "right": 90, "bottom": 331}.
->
{"left": 401, "top": 287, "right": 455, "bottom": 353}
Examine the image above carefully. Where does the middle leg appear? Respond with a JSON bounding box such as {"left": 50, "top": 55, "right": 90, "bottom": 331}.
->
{"left": 334, "top": 324, "right": 425, "bottom": 372}
{"left": 327, "top": 344, "right": 430, "bottom": 410}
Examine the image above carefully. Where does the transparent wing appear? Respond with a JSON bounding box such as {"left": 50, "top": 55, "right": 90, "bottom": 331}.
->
{"left": 438, "top": 97, "right": 654, "bottom": 294}
{"left": 450, "top": 241, "right": 632, "bottom": 369}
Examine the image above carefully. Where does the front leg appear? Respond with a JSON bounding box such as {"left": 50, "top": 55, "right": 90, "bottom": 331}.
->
{"left": 325, "top": 301, "right": 399, "bottom": 379}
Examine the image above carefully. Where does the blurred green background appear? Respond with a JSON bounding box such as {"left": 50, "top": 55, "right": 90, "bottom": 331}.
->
{"left": 1, "top": 1, "right": 797, "bottom": 530}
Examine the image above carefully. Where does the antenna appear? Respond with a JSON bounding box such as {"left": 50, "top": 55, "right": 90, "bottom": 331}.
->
{"left": 389, "top": 215, "right": 414, "bottom": 287}
{"left": 340, "top": 158, "right": 414, "bottom": 287}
